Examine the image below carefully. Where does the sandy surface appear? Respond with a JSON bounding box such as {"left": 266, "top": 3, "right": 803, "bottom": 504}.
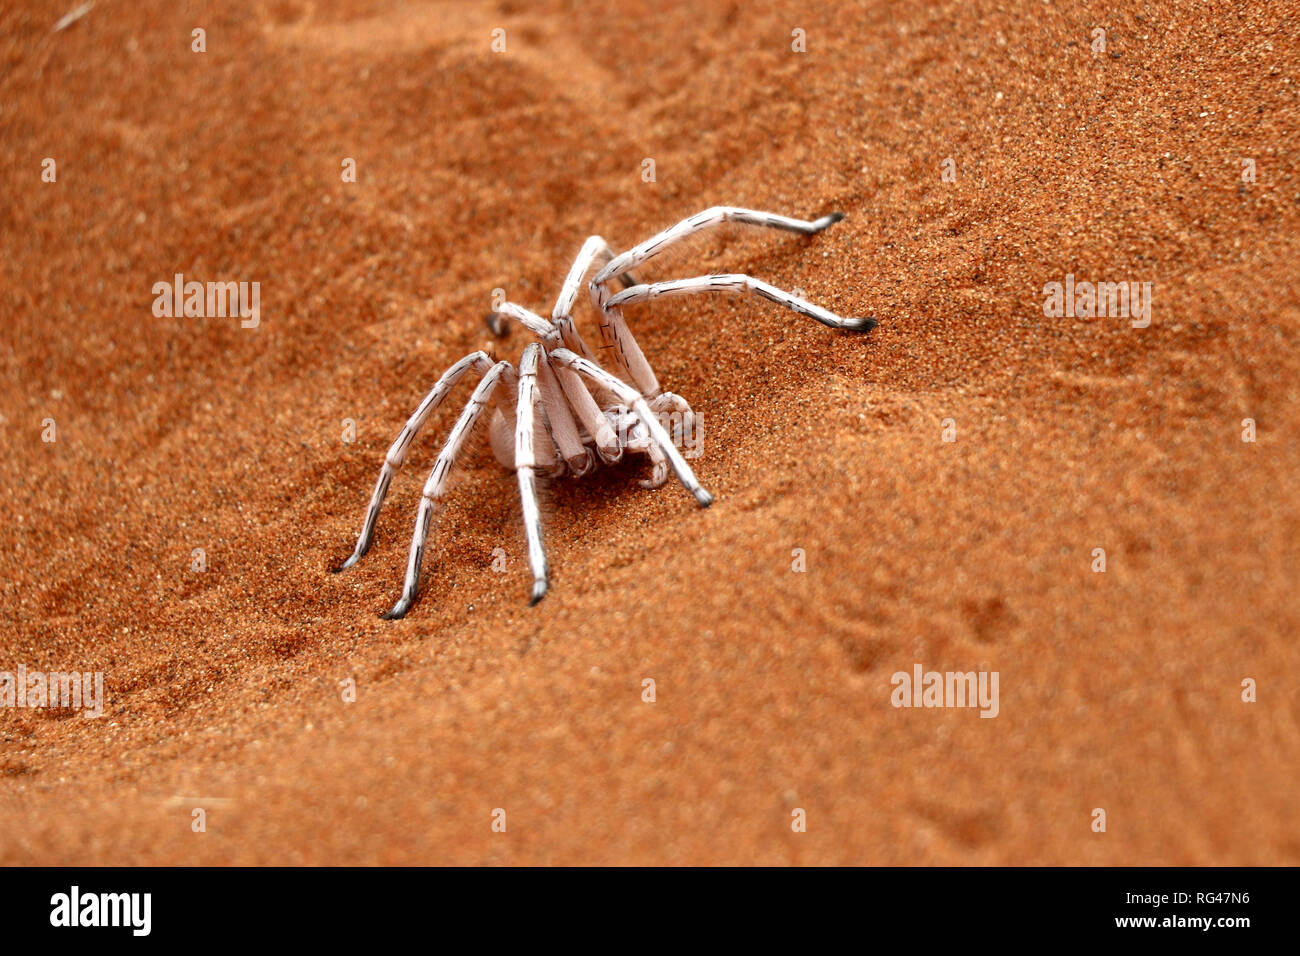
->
{"left": 1, "top": 0, "right": 1297, "bottom": 865}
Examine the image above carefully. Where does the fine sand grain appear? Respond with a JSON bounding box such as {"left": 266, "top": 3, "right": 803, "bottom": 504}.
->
{"left": 1, "top": 0, "right": 1297, "bottom": 864}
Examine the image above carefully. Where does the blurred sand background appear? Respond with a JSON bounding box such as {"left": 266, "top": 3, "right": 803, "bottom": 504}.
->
{"left": 1, "top": 0, "right": 1297, "bottom": 864}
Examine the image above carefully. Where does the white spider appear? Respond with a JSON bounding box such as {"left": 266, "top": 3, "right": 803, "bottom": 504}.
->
{"left": 335, "top": 205, "right": 876, "bottom": 618}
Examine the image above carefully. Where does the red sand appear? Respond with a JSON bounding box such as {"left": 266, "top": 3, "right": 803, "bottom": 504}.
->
{"left": 1, "top": 0, "right": 1297, "bottom": 864}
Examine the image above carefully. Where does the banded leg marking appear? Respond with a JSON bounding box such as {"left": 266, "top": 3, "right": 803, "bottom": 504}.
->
{"left": 338, "top": 351, "right": 495, "bottom": 572}
{"left": 548, "top": 348, "right": 713, "bottom": 508}
{"left": 384, "top": 361, "right": 511, "bottom": 619}
{"left": 593, "top": 206, "right": 845, "bottom": 285}
{"left": 606, "top": 274, "right": 876, "bottom": 332}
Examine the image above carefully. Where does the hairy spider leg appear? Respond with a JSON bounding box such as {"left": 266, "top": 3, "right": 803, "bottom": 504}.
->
{"left": 385, "top": 361, "right": 513, "bottom": 619}
{"left": 529, "top": 349, "right": 591, "bottom": 475}
{"left": 515, "top": 344, "right": 551, "bottom": 606}
{"left": 593, "top": 206, "right": 847, "bottom": 285}
{"left": 588, "top": 283, "right": 660, "bottom": 396}
{"left": 552, "top": 235, "right": 638, "bottom": 362}
{"left": 491, "top": 297, "right": 623, "bottom": 465}
{"left": 607, "top": 274, "right": 877, "bottom": 332}
{"left": 550, "top": 240, "right": 641, "bottom": 462}
{"left": 586, "top": 207, "right": 869, "bottom": 397}
{"left": 337, "top": 350, "right": 497, "bottom": 572}
{"left": 639, "top": 392, "right": 696, "bottom": 488}
{"left": 549, "top": 348, "right": 713, "bottom": 508}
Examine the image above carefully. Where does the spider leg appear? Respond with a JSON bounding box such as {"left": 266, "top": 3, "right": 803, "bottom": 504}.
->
{"left": 489, "top": 301, "right": 555, "bottom": 338}
{"left": 515, "top": 344, "right": 551, "bottom": 605}
{"left": 549, "top": 348, "right": 713, "bottom": 508}
{"left": 337, "top": 350, "right": 496, "bottom": 572}
{"left": 542, "top": 236, "right": 656, "bottom": 399}
{"left": 487, "top": 297, "right": 622, "bottom": 464}
{"left": 551, "top": 359, "right": 623, "bottom": 465}
{"left": 384, "top": 361, "right": 512, "bottom": 619}
{"left": 585, "top": 209, "right": 865, "bottom": 393}
{"left": 593, "top": 206, "right": 845, "bottom": 285}
{"left": 649, "top": 391, "right": 696, "bottom": 452}
{"left": 588, "top": 290, "right": 659, "bottom": 396}
{"left": 620, "top": 412, "right": 671, "bottom": 489}
{"left": 552, "top": 235, "right": 638, "bottom": 361}
{"left": 536, "top": 349, "right": 594, "bottom": 475}
{"left": 543, "top": 240, "right": 654, "bottom": 463}
{"left": 605, "top": 274, "right": 877, "bottom": 332}
{"left": 650, "top": 390, "right": 694, "bottom": 424}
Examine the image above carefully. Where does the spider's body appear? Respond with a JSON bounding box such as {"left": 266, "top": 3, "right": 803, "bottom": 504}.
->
{"left": 336, "top": 205, "right": 876, "bottom": 618}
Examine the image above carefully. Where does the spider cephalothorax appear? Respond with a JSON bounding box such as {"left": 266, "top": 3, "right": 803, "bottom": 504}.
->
{"left": 335, "top": 206, "right": 876, "bottom": 618}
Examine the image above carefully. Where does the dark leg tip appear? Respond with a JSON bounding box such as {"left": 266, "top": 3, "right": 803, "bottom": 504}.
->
{"left": 332, "top": 548, "right": 365, "bottom": 573}
{"left": 844, "top": 317, "right": 878, "bottom": 333}
{"left": 382, "top": 596, "right": 414, "bottom": 620}
{"left": 529, "top": 580, "right": 548, "bottom": 607}
{"left": 811, "top": 211, "right": 846, "bottom": 233}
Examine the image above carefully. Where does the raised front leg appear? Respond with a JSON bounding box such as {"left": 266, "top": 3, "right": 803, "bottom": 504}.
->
{"left": 606, "top": 274, "right": 877, "bottom": 332}
{"left": 593, "top": 206, "right": 845, "bottom": 285}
